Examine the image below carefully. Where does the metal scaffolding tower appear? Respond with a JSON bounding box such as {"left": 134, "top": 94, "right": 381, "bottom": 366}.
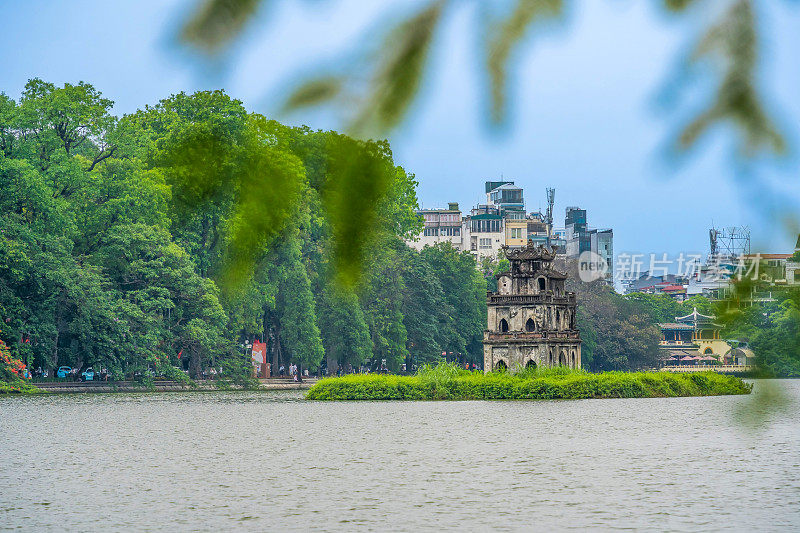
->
{"left": 709, "top": 226, "right": 751, "bottom": 259}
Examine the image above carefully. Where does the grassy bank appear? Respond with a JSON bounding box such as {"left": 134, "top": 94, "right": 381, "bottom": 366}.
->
{"left": 305, "top": 364, "right": 752, "bottom": 401}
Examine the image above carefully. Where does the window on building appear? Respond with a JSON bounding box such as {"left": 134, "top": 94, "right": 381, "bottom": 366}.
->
{"left": 510, "top": 228, "right": 522, "bottom": 239}
{"left": 440, "top": 227, "right": 458, "bottom": 237}
{"left": 479, "top": 238, "right": 492, "bottom": 248}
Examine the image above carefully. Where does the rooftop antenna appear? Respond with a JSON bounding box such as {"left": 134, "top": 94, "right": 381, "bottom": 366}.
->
{"left": 709, "top": 225, "right": 750, "bottom": 260}
{"left": 545, "top": 187, "right": 555, "bottom": 244}
{"left": 709, "top": 228, "right": 718, "bottom": 258}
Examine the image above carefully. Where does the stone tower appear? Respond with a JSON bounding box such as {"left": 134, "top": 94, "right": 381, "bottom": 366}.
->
{"left": 483, "top": 244, "right": 581, "bottom": 372}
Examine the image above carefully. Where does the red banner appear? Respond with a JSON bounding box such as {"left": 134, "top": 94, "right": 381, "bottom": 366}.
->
{"left": 251, "top": 341, "right": 268, "bottom": 377}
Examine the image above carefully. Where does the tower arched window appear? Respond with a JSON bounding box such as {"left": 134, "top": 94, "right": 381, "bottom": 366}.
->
{"left": 526, "top": 318, "right": 535, "bottom": 332}
{"left": 538, "top": 277, "right": 546, "bottom": 292}
{"left": 499, "top": 318, "right": 509, "bottom": 332}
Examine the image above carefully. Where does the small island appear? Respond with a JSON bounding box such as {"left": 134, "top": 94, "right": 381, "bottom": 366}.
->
{"left": 307, "top": 247, "right": 752, "bottom": 401}
{"left": 305, "top": 364, "right": 752, "bottom": 401}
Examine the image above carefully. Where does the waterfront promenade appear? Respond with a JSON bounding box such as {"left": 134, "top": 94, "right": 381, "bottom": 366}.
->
{"left": 659, "top": 365, "right": 754, "bottom": 375}
{"left": 34, "top": 377, "right": 316, "bottom": 393}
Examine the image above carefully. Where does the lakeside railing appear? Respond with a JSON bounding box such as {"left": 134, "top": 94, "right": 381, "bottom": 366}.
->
{"left": 659, "top": 365, "right": 754, "bottom": 374}
{"left": 659, "top": 341, "right": 698, "bottom": 347}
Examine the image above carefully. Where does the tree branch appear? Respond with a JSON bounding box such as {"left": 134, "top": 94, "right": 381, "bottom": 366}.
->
{"left": 86, "top": 145, "right": 116, "bottom": 171}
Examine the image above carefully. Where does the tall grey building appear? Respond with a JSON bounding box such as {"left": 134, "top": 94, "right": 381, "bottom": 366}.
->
{"left": 565, "top": 206, "right": 614, "bottom": 283}
{"left": 565, "top": 207, "right": 589, "bottom": 258}
{"left": 589, "top": 228, "right": 614, "bottom": 282}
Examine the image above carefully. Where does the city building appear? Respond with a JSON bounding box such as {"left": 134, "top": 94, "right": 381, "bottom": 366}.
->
{"left": 658, "top": 308, "right": 729, "bottom": 365}
{"left": 685, "top": 261, "right": 736, "bottom": 300}
{"left": 483, "top": 244, "right": 581, "bottom": 372}
{"left": 505, "top": 219, "right": 528, "bottom": 247}
{"left": 740, "top": 252, "right": 795, "bottom": 283}
{"left": 485, "top": 180, "right": 514, "bottom": 201}
{"left": 787, "top": 260, "right": 800, "bottom": 285}
{"left": 564, "top": 207, "right": 613, "bottom": 282}
{"left": 589, "top": 228, "right": 614, "bottom": 281}
{"left": 408, "top": 203, "right": 463, "bottom": 252}
{"left": 565, "top": 207, "right": 590, "bottom": 257}
{"left": 467, "top": 212, "right": 504, "bottom": 261}
{"left": 526, "top": 211, "right": 549, "bottom": 246}
{"left": 786, "top": 235, "right": 800, "bottom": 285}
{"left": 487, "top": 183, "right": 525, "bottom": 218}
{"left": 548, "top": 228, "right": 567, "bottom": 254}
{"left": 786, "top": 233, "right": 800, "bottom": 284}
{"left": 406, "top": 182, "right": 614, "bottom": 270}
{"left": 626, "top": 273, "right": 690, "bottom": 298}
{"left": 628, "top": 233, "right": 800, "bottom": 302}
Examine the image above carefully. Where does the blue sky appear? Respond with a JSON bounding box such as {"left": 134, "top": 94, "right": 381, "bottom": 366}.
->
{"left": 2, "top": 0, "right": 799, "bottom": 259}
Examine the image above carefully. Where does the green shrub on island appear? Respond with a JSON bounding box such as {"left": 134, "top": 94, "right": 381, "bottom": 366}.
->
{"left": 305, "top": 363, "right": 752, "bottom": 401}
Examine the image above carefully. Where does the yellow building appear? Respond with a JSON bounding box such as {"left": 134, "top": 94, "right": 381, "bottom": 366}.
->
{"left": 659, "top": 308, "right": 729, "bottom": 366}
{"left": 504, "top": 220, "right": 528, "bottom": 247}
{"left": 675, "top": 308, "right": 729, "bottom": 357}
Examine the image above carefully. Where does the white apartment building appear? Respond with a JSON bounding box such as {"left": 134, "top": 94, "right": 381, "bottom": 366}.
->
{"left": 407, "top": 203, "right": 464, "bottom": 252}
{"left": 465, "top": 213, "right": 505, "bottom": 261}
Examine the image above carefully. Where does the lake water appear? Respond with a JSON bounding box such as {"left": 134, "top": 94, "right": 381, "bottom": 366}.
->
{"left": 1, "top": 380, "right": 799, "bottom": 531}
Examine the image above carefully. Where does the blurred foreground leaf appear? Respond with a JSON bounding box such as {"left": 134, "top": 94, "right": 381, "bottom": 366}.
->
{"left": 678, "top": 0, "right": 785, "bottom": 156}
{"left": 220, "top": 116, "right": 305, "bottom": 289}
{"left": 663, "top": 0, "right": 698, "bottom": 11}
{"left": 181, "top": 0, "right": 263, "bottom": 53}
{"left": 283, "top": 77, "right": 343, "bottom": 112}
{"left": 733, "top": 379, "right": 792, "bottom": 431}
{"left": 323, "top": 136, "right": 394, "bottom": 286}
{"left": 350, "top": 1, "right": 444, "bottom": 136}
{"left": 486, "top": 0, "right": 563, "bottom": 124}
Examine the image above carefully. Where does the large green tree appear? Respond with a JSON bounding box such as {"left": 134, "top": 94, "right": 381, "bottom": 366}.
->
{"left": 1, "top": 78, "right": 486, "bottom": 381}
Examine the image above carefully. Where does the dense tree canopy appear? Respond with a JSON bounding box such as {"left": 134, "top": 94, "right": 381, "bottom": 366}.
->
{"left": 0, "top": 78, "right": 489, "bottom": 381}
{"left": 721, "top": 287, "right": 800, "bottom": 377}
{"left": 565, "top": 265, "right": 662, "bottom": 371}
{"left": 623, "top": 292, "right": 714, "bottom": 323}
